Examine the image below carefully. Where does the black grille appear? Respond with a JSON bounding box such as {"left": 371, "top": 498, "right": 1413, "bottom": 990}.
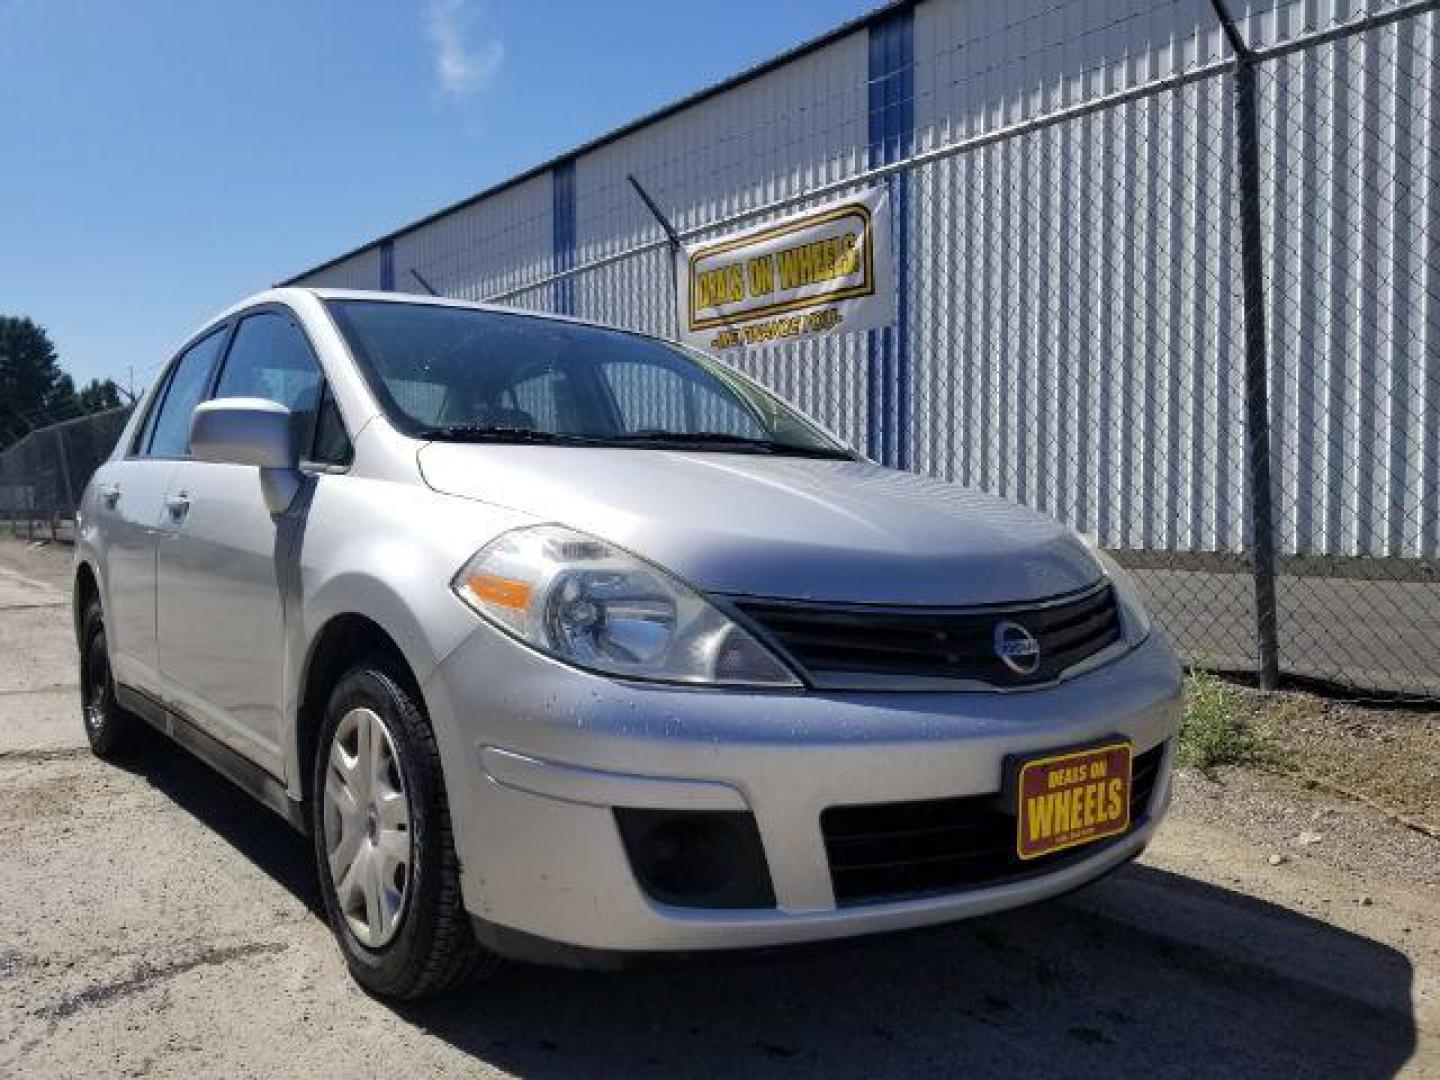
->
{"left": 733, "top": 582, "right": 1122, "bottom": 688}
{"left": 821, "top": 743, "right": 1166, "bottom": 906}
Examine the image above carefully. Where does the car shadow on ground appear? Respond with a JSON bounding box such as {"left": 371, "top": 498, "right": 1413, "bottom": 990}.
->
{"left": 118, "top": 735, "right": 325, "bottom": 917}
{"left": 128, "top": 738, "right": 1417, "bottom": 1080}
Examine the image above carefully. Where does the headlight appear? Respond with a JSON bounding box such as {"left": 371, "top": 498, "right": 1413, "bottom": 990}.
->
{"left": 451, "top": 524, "right": 800, "bottom": 687}
{"left": 1078, "top": 533, "right": 1153, "bottom": 646}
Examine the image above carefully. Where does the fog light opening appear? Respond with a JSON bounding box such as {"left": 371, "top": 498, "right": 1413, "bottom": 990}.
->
{"left": 615, "top": 808, "right": 776, "bottom": 910}
{"left": 639, "top": 819, "right": 739, "bottom": 896}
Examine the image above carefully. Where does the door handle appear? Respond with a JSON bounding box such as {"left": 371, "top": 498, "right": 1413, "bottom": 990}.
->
{"left": 164, "top": 492, "right": 191, "bottom": 519}
{"left": 100, "top": 483, "right": 121, "bottom": 507}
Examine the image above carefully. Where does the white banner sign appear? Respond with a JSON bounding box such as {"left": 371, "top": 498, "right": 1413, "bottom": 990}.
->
{"left": 676, "top": 187, "right": 894, "bottom": 352}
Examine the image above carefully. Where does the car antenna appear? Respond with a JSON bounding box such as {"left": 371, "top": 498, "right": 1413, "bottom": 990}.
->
{"left": 627, "top": 174, "right": 681, "bottom": 252}
{"left": 627, "top": 174, "right": 685, "bottom": 340}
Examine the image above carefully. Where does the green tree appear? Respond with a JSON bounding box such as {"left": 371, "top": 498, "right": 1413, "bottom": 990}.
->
{"left": 77, "top": 378, "right": 123, "bottom": 413}
{"left": 1, "top": 316, "right": 65, "bottom": 444}
{"left": 0, "top": 316, "right": 121, "bottom": 450}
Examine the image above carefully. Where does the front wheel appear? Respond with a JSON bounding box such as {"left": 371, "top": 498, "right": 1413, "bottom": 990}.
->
{"left": 311, "top": 660, "right": 499, "bottom": 998}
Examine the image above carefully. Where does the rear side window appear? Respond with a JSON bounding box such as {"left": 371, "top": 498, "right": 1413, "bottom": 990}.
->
{"left": 214, "top": 311, "right": 324, "bottom": 448}
{"left": 142, "top": 329, "right": 227, "bottom": 458}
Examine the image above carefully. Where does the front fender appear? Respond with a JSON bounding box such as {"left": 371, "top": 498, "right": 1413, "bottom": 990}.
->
{"left": 280, "top": 474, "right": 535, "bottom": 798}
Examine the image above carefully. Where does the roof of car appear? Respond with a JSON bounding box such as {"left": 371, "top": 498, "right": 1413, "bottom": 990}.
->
{"left": 206, "top": 286, "right": 619, "bottom": 330}
{"left": 169, "top": 287, "right": 655, "bottom": 367}
{"left": 303, "top": 287, "right": 527, "bottom": 311}
{"left": 297, "top": 287, "right": 644, "bottom": 331}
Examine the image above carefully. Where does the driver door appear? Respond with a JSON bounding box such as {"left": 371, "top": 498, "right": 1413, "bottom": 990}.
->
{"left": 155, "top": 307, "right": 337, "bottom": 776}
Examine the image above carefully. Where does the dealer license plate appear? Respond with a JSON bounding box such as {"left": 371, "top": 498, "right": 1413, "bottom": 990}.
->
{"left": 1015, "top": 741, "right": 1132, "bottom": 860}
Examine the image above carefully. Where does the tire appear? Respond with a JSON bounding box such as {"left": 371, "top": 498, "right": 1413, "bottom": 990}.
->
{"left": 79, "top": 596, "right": 146, "bottom": 758}
{"left": 311, "top": 659, "right": 500, "bottom": 999}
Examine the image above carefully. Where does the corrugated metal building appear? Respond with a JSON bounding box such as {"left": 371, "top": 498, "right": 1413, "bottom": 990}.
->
{"left": 286, "top": 0, "right": 1439, "bottom": 565}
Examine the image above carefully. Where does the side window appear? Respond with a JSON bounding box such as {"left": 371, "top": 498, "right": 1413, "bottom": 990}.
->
{"left": 214, "top": 311, "right": 324, "bottom": 449}
{"left": 132, "top": 384, "right": 165, "bottom": 455}
{"left": 310, "top": 383, "right": 353, "bottom": 466}
{"left": 143, "top": 329, "right": 228, "bottom": 458}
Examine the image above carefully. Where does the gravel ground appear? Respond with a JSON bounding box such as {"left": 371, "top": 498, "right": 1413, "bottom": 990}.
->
{"left": 1174, "top": 765, "right": 1440, "bottom": 890}
{"left": 1230, "top": 687, "right": 1440, "bottom": 833}
{"left": 1, "top": 537, "right": 1436, "bottom": 1078}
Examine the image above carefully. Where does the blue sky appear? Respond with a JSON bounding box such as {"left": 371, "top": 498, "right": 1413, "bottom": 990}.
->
{"left": 0, "top": 0, "right": 868, "bottom": 395}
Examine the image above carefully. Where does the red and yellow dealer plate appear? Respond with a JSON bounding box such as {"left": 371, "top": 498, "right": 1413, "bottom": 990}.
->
{"left": 1016, "top": 742, "right": 1132, "bottom": 860}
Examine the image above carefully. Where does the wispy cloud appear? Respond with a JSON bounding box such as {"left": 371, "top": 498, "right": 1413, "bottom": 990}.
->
{"left": 425, "top": 0, "right": 504, "bottom": 98}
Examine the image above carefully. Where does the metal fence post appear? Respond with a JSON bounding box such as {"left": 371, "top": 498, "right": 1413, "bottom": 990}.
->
{"left": 1212, "top": 0, "right": 1281, "bottom": 689}
{"left": 53, "top": 425, "right": 75, "bottom": 521}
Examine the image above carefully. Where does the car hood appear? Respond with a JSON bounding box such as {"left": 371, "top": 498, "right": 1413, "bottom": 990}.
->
{"left": 418, "top": 445, "right": 1102, "bottom": 605}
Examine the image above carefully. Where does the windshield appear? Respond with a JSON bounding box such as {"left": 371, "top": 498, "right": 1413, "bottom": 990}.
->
{"left": 325, "top": 300, "right": 852, "bottom": 458}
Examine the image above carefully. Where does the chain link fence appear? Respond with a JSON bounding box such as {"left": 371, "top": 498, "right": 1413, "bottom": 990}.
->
{"left": 455, "top": 0, "right": 1440, "bottom": 700}
{"left": 1253, "top": 8, "right": 1440, "bottom": 699}
{"left": 0, "top": 407, "right": 132, "bottom": 541}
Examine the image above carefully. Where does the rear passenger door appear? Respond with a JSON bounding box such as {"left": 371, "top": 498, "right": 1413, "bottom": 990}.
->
{"left": 154, "top": 307, "right": 347, "bottom": 775}
{"left": 99, "top": 328, "right": 227, "bottom": 694}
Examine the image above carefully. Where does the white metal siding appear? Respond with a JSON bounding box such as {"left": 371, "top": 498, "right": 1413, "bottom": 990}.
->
{"left": 390, "top": 173, "right": 553, "bottom": 308}
{"left": 561, "top": 30, "right": 875, "bottom": 448}
{"left": 910, "top": 0, "right": 1248, "bottom": 553}
{"left": 1260, "top": 9, "right": 1440, "bottom": 558}
{"left": 904, "top": 0, "right": 1438, "bottom": 556}
{"left": 290, "top": 0, "right": 1439, "bottom": 558}
{"left": 299, "top": 248, "right": 382, "bottom": 290}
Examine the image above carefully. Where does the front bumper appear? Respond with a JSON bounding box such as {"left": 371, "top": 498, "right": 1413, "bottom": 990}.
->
{"left": 422, "top": 626, "right": 1182, "bottom": 957}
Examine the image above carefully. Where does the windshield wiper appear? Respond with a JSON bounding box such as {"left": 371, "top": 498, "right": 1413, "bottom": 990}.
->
{"left": 609, "top": 431, "right": 854, "bottom": 459}
{"left": 418, "top": 426, "right": 854, "bottom": 459}
{"left": 416, "top": 425, "right": 612, "bottom": 446}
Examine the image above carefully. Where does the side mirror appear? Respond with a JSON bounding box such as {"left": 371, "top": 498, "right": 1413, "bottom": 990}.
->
{"left": 191, "top": 398, "right": 301, "bottom": 514}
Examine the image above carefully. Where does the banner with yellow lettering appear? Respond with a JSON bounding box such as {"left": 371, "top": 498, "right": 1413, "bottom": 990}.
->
{"left": 676, "top": 187, "right": 894, "bottom": 352}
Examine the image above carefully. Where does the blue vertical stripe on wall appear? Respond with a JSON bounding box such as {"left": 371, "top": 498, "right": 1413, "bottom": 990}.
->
{"left": 380, "top": 240, "right": 395, "bottom": 291}
{"left": 866, "top": 5, "right": 913, "bottom": 468}
{"left": 552, "top": 160, "right": 576, "bottom": 315}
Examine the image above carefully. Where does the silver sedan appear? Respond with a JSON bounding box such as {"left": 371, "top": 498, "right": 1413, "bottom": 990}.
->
{"left": 74, "top": 289, "right": 1181, "bottom": 998}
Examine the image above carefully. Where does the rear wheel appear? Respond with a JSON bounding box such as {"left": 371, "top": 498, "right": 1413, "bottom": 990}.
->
{"left": 79, "top": 597, "right": 145, "bottom": 758}
{"left": 311, "top": 660, "right": 500, "bottom": 998}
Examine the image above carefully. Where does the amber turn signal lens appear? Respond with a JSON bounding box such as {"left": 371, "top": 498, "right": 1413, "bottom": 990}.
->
{"left": 465, "top": 573, "right": 533, "bottom": 611}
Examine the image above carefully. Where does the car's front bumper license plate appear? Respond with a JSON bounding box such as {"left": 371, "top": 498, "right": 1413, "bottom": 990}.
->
{"left": 1016, "top": 741, "right": 1132, "bottom": 860}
